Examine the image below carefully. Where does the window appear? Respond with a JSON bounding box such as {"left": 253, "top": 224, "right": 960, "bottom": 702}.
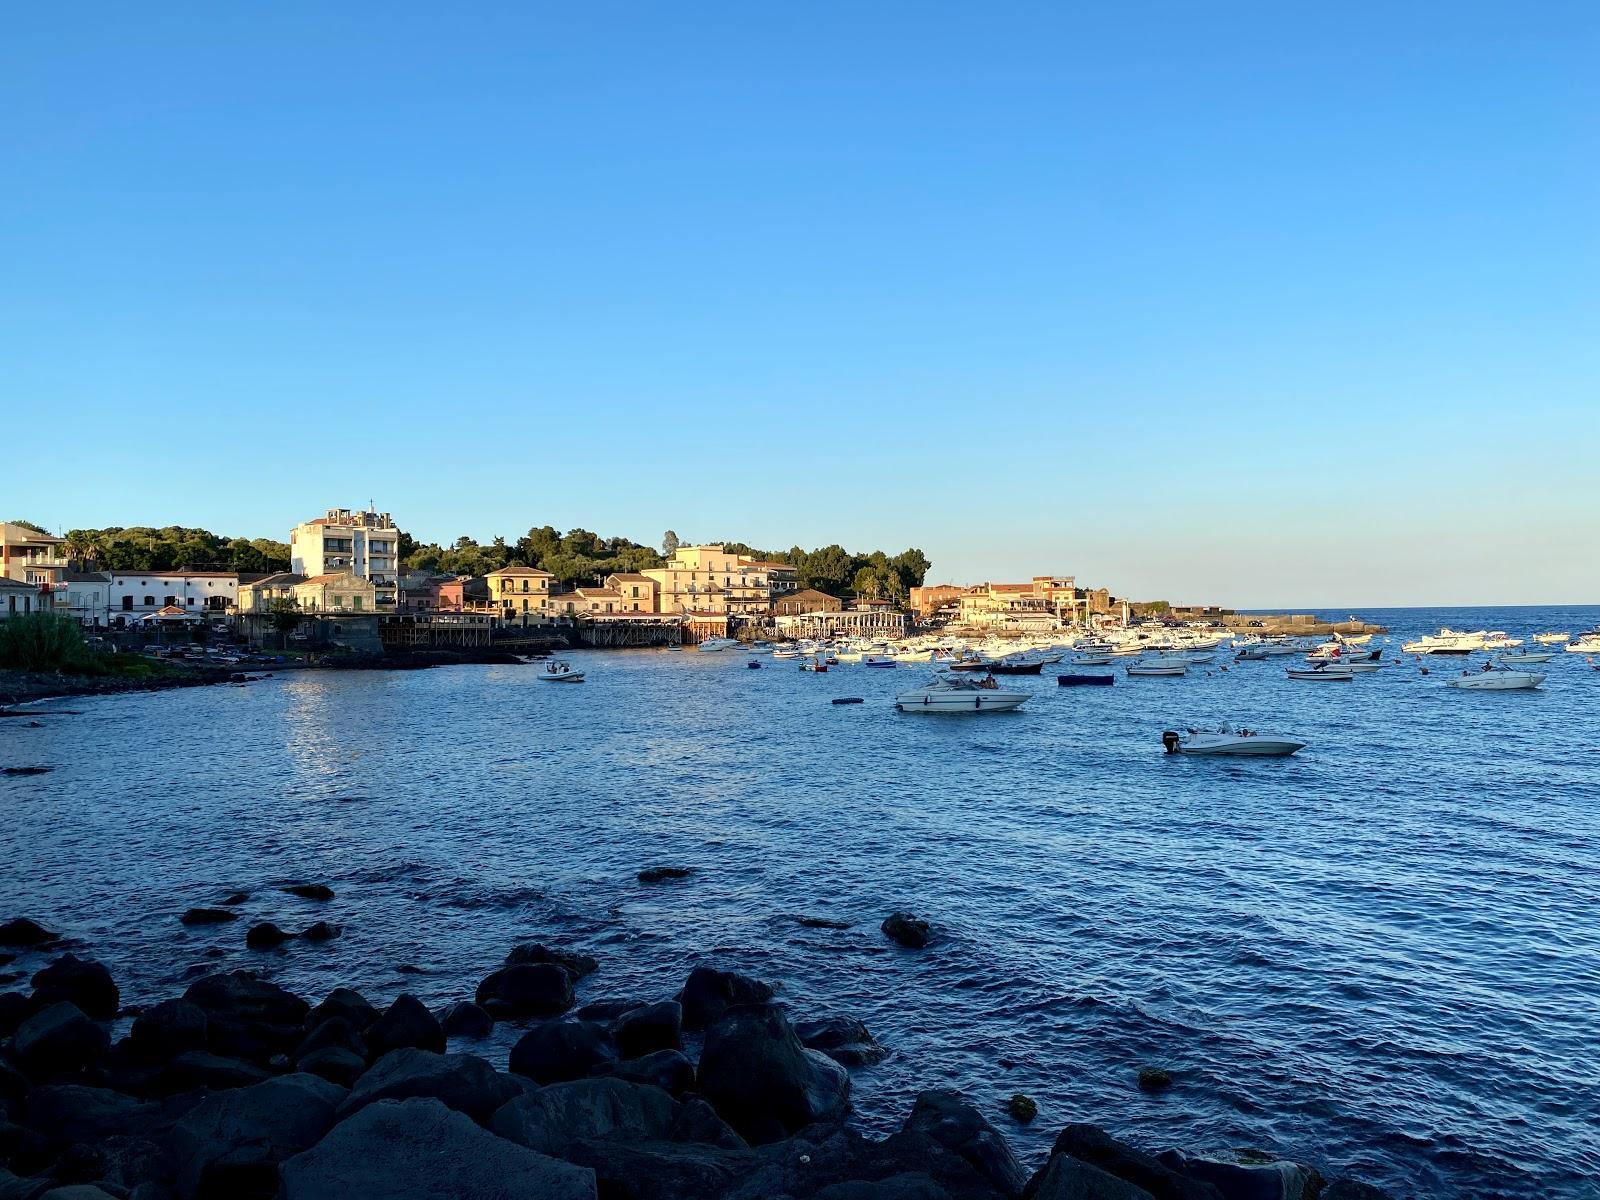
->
{"left": 144, "top": 596, "right": 155, "bottom": 607}
{"left": 122, "top": 596, "right": 133, "bottom": 611}
{"left": 332, "top": 595, "right": 344, "bottom": 608}
{"left": 351, "top": 596, "right": 362, "bottom": 611}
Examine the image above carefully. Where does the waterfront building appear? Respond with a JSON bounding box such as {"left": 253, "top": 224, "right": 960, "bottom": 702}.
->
{"left": 908, "top": 584, "right": 965, "bottom": 618}
{"left": 775, "top": 606, "right": 909, "bottom": 639}
{"left": 238, "top": 573, "right": 307, "bottom": 613}
{"left": 773, "top": 588, "right": 843, "bottom": 616}
{"left": 644, "top": 545, "right": 772, "bottom": 618}
{"left": 0, "top": 576, "right": 48, "bottom": 619}
{"left": 106, "top": 571, "right": 241, "bottom": 621}
{"left": 487, "top": 564, "right": 555, "bottom": 626}
{"left": 436, "top": 575, "right": 489, "bottom": 611}
{"left": 289, "top": 507, "right": 399, "bottom": 609}
{"left": 739, "top": 558, "right": 800, "bottom": 595}
{"left": 290, "top": 571, "right": 377, "bottom": 613}
{"left": 605, "top": 573, "right": 659, "bottom": 613}
{"left": 397, "top": 568, "right": 451, "bottom": 613}
{"left": 60, "top": 570, "right": 111, "bottom": 626}
{"left": 0, "top": 523, "right": 68, "bottom": 588}
{"left": 550, "top": 586, "right": 625, "bottom": 616}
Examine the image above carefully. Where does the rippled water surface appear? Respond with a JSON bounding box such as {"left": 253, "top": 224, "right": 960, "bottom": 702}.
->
{"left": 4, "top": 605, "right": 1600, "bottom": 1198}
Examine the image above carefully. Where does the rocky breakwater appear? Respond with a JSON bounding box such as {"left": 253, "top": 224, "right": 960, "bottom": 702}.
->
{"left": 0, "top": 921, "right": 1395, "bottom": 1200}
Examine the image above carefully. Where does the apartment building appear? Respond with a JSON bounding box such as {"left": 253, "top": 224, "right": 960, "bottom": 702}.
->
{"left": 486, "top": 565, "right": 554, "bottom": 626}
{"left": 605, "top": 573, "right": 659, "bottom": 613}
{"left": 107, "top": 571, "right": 241, "bottom": 620}
{"left": 289, "top": 507, "right": 399, "bottom": 608}
{"left": 644, "top": 545, "right": 772, "bottom": 617}
{"left": 0, "top": 523, "right": 68, "bottom": 588}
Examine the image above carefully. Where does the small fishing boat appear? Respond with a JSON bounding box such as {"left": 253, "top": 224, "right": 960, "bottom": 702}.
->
{"left": 1446, "top": 666, "right": 1545, "bottom": 690}
{"left": 1058, "top": 673, "right": 1114, "bottom": 687}
{"left": 1161, "top": 728, "right": 1307, "bottom": 757}
{"left": 800, "top": 656, "right": 829, "bottom": 673}
{"left": 538, "top": 662, "right": 584, "bottom": 683}
{"left": 1127, "top": 662, "right": 1186, "bottom": 677}
{"left": 1068, "top": 654, "right": 1113, "bottom": 667}
{"left": 894, "top": 674, "right": 1029, "bottom": 713}
{"left": 1287, "top": 665, "right": 1352, "bottom": 681}
{"left": 747, "top": 660, "right": 762, "bottom": 669}
{"left": 985, "top": 659, "right": 1045, "bottom": 675}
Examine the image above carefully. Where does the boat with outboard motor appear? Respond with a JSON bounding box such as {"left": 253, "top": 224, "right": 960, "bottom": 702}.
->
{"left": 537, "top": 661, "right": 585, "bottom": 683}
{"left": 1446, "top": 665, "right": 1545, "bottom": 690}
{"left": 1499, "top": 650, "right": 1556, "bottom": 664}
{"left": 1127, "top": 662, "right": 1186, "bottom": 677}
{"left": 697, "top": 637, "right": 739, "bottom": 653}
{"left": 1566, "top": 632, "right": 1600, "bottom": 653}
{"left": 1534, "top": 632, "right": 1572, "bottom": 644}
{"left": 1161, "top": 726, "right": 1307, "bottom": 757}
{"left": 1287, "top": 664, "right": 1352, "bottom": 681}
{"left": 894, "top": 673, "right": 1030, "bottom": 713}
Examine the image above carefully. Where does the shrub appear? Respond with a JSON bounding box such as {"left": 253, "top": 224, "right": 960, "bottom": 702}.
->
{"left": 0, "top": 612, "right": 91, "bottom": 672}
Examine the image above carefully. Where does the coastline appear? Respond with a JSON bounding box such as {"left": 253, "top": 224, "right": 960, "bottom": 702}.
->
{"left": 0, "top": 915, "right": 1395, "bottom": 1200}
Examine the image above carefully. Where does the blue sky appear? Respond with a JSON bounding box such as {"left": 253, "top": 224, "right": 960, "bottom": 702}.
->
{"left": 4, "top": 3, "right": 1596, "bottom": 605}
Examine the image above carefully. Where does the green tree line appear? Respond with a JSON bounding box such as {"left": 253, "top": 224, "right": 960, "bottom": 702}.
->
{"left": 400, "top": 526, "right": 663, "bottom": 585}
{"left": 60, "top": 527, "right": 291, "bottom": 574}
{"left": 713, "top": 542, "right": 931, "bottom": 601}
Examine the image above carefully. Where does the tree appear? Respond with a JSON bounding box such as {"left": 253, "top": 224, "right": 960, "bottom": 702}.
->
{"left": 662, "top": 530, "right": 680, "bottom": 556}
{"left": 7, "top": 519, "right": 49, "bottom": 534}
{"left": 268, "top": 597, "right": 302, "bottom": 635}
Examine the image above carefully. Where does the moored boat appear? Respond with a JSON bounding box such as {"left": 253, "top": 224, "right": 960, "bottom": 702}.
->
{"left": 894, "top": 674, "right": 1029, "bottom": 713}
{"left": 1058, "top": 672, "right": 1114, "bottom": 686}
{"left": 1446, "top": 666, "right": 1545, "bottom": 690}
{"left": 1287, "top": 665, "right": 1352, "bottom": 681}
{"left": 1127, "top": 662, "right": 1186, "bottom": 677}
{"left": 1161, "top": 728, "right": 1307, "bottom": 756}
{"left": 537, "top": 661, "right": 584, "bottom": 683}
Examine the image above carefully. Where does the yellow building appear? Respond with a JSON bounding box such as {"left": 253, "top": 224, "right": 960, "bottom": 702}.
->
{"left": 644, "top": 545, "right": 772, "bottom": 617}
{"left": 550, "top": 586, "right": 626, "bottom": 617}
{"left": 487, "top": 565, "right": 554, "bottom": 626}
{"left": 606, "top": 573, "right": 659, "bottom": 613}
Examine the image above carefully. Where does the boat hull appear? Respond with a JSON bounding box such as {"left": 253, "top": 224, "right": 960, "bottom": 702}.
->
{"left": 1058, "top": 674, "right": 1114, "bottom": 686}
{"left": 894, "top": 691, "right": 1029, "bottom": 712}
{"left": 1177, "top": 738, "right": 1306, "bottom": 756}
{"left": 1446, "top": 672, "right": 1545, "bottom": 690}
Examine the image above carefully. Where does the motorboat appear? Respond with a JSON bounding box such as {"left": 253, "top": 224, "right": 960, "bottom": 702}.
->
{"left": 1401, "top": 629, "right": 1487, "bottom": 655}
{"left": 800, "top": 656, "right": 829, "bottom": 673}
{"left": 1534, "top": 632, "right": 1572, "bottom": 644}
{"left": 863, "top": 655, "right": 898, "bottom": 668}
{"left": 1499, "top": 651, "right": 1555, "bottom": 664}
{"left": 1565, "top": 632, "right": 1600, "bottom": 653}
{"left": 1234, "top": 645, "right": 1272, "bottom": 661}
{"left": 894, "top": 674, "right": 1029, "bottom": 713}
{"left": 746, "top": 660, "right": 762, "bottom": 669}
{"left": 1058, "top": 672, "right": 1114, "bottom": 686}
{"left": 1161, "top": 727, "right": 1307, "bottom": 757}
{"left": 1287, "top": 665, "right": 1352, "bottom": 681}
{"left": 1446, "top": 666, "right": 1545, "bottom": 690}
{"left": 1127, "top": 662, "right": 1186, "bottom": 677}
{"left": 1068, "top": 654, "right": 1113, "bottom": 666}
{"left": 772, "top": 645, "right": 803, "bottom": 659}
{"left": 538, "top": 662, "right": 584, "bottom": 683}
{"left": 985, "top": 657, "right": 1045, "bottom": 675}
{"left": 1481, "top": 632, "right": 1523, "bottom": 649}
{"left": 1339, "top": 660, "right": 1383, "bottom": 673}
{"left": 698, "top": 637, "right": 739, "bottom": 653}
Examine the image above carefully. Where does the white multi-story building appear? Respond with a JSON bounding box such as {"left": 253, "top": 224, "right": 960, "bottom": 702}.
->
{"left": 107, "top": 572, "right": 240, "bottom": 621}
{"left": 290, "top": 507, "right": 398, "bottom": 608}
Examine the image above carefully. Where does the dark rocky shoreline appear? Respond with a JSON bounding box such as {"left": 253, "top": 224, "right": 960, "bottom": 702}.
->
{"left": 0, "top": 917, "right": 1394, "bottom": 1200}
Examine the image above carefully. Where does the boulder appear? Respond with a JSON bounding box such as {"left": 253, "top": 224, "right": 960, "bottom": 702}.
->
{"left": 559, "top": 1138, "right": 753, "bottom": 1200}
{"left": 305, "top": 988, "right": 376, "bottom": 1032}
{"left": 1033, "top": 1155, "right": 1155, "bottom": 1200}
{"left": 576, "top": 998, "right": 646, "bottom": 1021}
{"left": 1007, "top": 1095, "right": 1038, "bottom": 1124}
{"left": 795, "top": 1015, "right": 888, "bottom": 1067}
{"left": 881, "top": 912, "right": 931, "bottom": 949}
{"left": 1153, "top": 1153, "right": 1321, "bottom": 1200}
{"left": 504, "top": 944, "right": 598, "bottom": 980}
{"left": 812, "top": 1177, "right": 953, "bottom": 1200}
{"left": 508, "top": 1020, "right": 618, "bottom": 1085}
{"left": 440, "top": 1002, "right": 493, "bottom": 1040}
{"left": 491, "top": 1077, "right": 678, "bottom": 1155}
{"left": 282, "top": 884, "right": 335, "bottom": 901}
{"left": 218, "top": 892, "right": 250, "bottom": 907}
{"left": 184, "top": 971, "right": 309, "bottom": 1028}
{"left": 278, "top": 1097, "right": 595, "bottom": 1200}
{"left": 244, "top": 922, "right": 294, "bottom": 950}
{"left": 294, "top": 1015, "right": 366, "bottom": 1061}
{"left": 1137, "top": 1069, "right": 1171, "bottom": 1092}
{"left": 606, "top": 1049, "right": 696, "bottom": 1096}
{"left": 129, "top": 999, "right": 208, "bottom": 1061}
{"left": 301, "top": 922, "right": 341, "bottom": 943}
{"left": 28, "top": 957, "right": 118, "bottom": 1021}
{"left": 157, "top": 1052, "right": 271, "bottom": 1095}
{"left": 170, "top": 1072, "right": 344, "bottom": 1200}
{"left": 0, "top": 991, "right": 31, "bottom": 1037}
{"left": 1047, "top": 1127, "right": 1222, "bottom": 1200}
{"left": 37, "top": 1188, "right": 120, "bottom": 1200}
{"left": 180, "top": 909, "right": 238, "bottom": 927}
{"left": 21, "top": 1085, "right": 162, "bottom": 1145}
{"left": 296, "top": 1047, "right": 366, "bottom": 1088}
{"left": 340, "top": 1048, "right": 521, "bottom": 1125}
{"left": 474, "top": 964, "right": 574, "bottom": 1020}
{"left": 637, "top": 866, "right": 694, "bottom": 884}
{"left": 364, "top": 994, "right": 445, "bottom": 1059}
{"left": 0, "top": 919, "right": 57, "bottom": 947}
{"left": 679, "top": 966, "right": 774, "bottom": 1032}
{"left": 1322, "top": 1182, "right": 1394, "bottom": 1200}
{"left": 13, "top": 1003, "right": 109, "bottom": 1078}
{"left": 613, "top": 1001, "right": 681, "bottom": 1059}
{"left": 893, "top": 1090, "right": 1029, "bottom": 1197}
{"left": 698, "top": 1003, "right": 850, "bottom": 1144}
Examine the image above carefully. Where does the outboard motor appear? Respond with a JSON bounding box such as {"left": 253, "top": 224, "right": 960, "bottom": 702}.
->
{"left": 1161, "top": 730, "right": 1181, "bottom": 754}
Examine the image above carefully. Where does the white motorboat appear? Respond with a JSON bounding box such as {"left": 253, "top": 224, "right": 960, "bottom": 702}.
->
{"left": 1565, "top": 633, "right": 1600, "bottom": 653}
{"left": 1481, "top": 632, "right": 1523, "bottom": 649}
{"left": 1446, "top": 666, "right": 1545, "bottom": 690}
{"left": 1069, "top": 654, "right": 1113, "bottom": 666}
{"left": 863, "top": 655, "right": 898, "bottom": 668}
{"left": 1499, "top": 651, "right": 1555, "bottom": 664}
{"left": 697, "top": 637, "right": 739, "bottom": 653}
{"left": 1161, "top": 727, "right": 1307, "bottom": 757}
{"left": 1234, "top": 646, "right": 1272, "bottom": 661}
{"left": 894, "top": 674, "right": 1030, "bottom": 713}
{"left": 1287, "top": 665, "right": 1353, "bottom": 681}
{"left": 1340, "top": 660, "right": 1383, "bottom": 673}
{"left": 1534, "top": 632, "right": 1572, "bottom": 644}
{"left": 537, "top": 662, "right": 584, "bottom": 683}
{"left": 772, "top": 646, "right": 802, "bottom": 659}
{"left": 1401, "top": 628, "right": 1487, "bottom": 655}
{"left": 1127, "top": 662, "right": 1186, "bottom": 677}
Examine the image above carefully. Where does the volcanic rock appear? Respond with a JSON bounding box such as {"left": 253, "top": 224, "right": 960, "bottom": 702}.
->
{"left": 440, "top": 1001, "right": 493, "bottom": 1040}
{"left": 13, "top": 1002, "right": 109, "bottom": 1078}
{"left": 180, "top": 908, "right": 238, "bottom": 926}
{"left": 679, "top": 966, "right": 775, "bottom": 1031}
{"left": 613, "top": 1001, "right": 682, "bottom": 1059}
{"left": 29, "top": 955, "right": 119, "bottom": 1020}
{"left": 129, "top": 999, "right": 208, "bottom": 1060}
{"left": 0, "top": 919, "right": 57, "bottom": 947}
{"left": 475, "top": 963, "right": 574, "bottom": 1020}
{"left": 509, "top": 1020, "right": 619, "bottom": 1086}
{"left": 698, "top": 1002, "right": 850, "bottom": 1144}
{"left": 795, "top": 1015, "right": 888, "bottom": 1067}
{"left": 244, "top": 922, "right": 295, "bottom": 950}
{"left": 881, "top": 912, "right": 931, "bottom": 949}
{"left": 365, "top": 994, "right": 445, "bottom": 1059}
{"left": 340, "top": 1048, "right": 521, "bottom": 1125}
{"left": 505, "top": 943, "right": 598, "bottom": 980}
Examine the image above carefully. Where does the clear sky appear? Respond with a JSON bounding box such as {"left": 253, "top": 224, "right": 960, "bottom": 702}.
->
{"left": 4, "top": 3, "right": 1596, "bottom": 606}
